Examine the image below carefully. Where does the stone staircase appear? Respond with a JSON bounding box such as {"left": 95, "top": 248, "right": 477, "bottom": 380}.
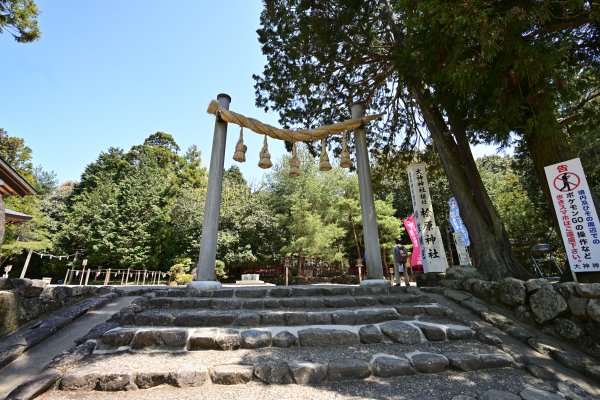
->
{"left": 49, "top": 285, "right": 529, "bottom": 395}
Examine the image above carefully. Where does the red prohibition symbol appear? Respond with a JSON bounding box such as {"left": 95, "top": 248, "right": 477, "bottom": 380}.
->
{"left": 553, "top": 172, "right": 580, "bottom": 192}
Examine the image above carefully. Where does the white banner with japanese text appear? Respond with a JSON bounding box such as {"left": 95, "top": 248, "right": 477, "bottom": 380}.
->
{"left": 453, "top": 232, "right": 472, "bottom": 266}
{"left": 406, "top": 163, "right": 448, "bottom": 273}
{"left": 544, "top": 158, "right": 600, "bottom": 272}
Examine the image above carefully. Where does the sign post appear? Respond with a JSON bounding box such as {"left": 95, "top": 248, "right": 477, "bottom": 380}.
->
{"left": 544, "top": 158, "right": 600, "bottom": 280}
{"left": 79, "top": 259, "right": 87, "bottom": 286}
{"left": 406, "top": 163, "right": 448, "bottom": 273}
{"left": 20, "top": 249, "right": 33, "bottom": 278}
{"left": 453, "top": 232, "right": 472, "bottom": 266}
{"left": 284, "top": 258, "right": 290, "bottom": 287}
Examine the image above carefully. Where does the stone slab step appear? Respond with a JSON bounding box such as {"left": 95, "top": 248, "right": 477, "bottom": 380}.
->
{"left": 58, "top": 346, "right": 514, "bottom": 391}
{"left": 150, "top": 285, "right": 419, "bottom": 299}
{"left": 96, "top": 319, "right": 475, "bottom": 352}
{"left": 125, "top": 305, "right": 450, "bottom": 328}
{"left": 137, "top": 293, "right": 431, "bottom": 310}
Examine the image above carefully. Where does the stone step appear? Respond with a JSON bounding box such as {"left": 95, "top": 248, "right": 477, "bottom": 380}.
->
{"left": 96, "top": 319, "right": 475, "bottom": 352}
{"left": 30, "top": 284, "right": 600, "bottom": 400}
{"left": 136, "top": 292, "right": 431, "bottom": 310}
{"left": 58, "top": 345, "right": 515, "bottom": 391}
{"left": 124, "top": 305, "right": 450, "bottom": 328}
{"left": 150, "top": 285, "right": 417, "bottom": 299}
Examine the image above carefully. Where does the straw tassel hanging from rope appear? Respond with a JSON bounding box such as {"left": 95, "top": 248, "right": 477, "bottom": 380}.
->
{"left": 258, "top": 135, "right": 273, "bottom": 169}
{"left": 289, "top": 142, "right": 300, "bottom": 177}
{"left": 319, "top": 138, "right": 332, "bottom": 172}
{"left": 233, "top": 127, "right": 247, "bottom": 162}
{"left": 340, "top": 133, "right": 352, "bottom": 169}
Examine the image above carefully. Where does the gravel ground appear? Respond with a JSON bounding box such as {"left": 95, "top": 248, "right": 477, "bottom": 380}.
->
{"left": 37, "top": 367, "right": 555, "bottom": 400}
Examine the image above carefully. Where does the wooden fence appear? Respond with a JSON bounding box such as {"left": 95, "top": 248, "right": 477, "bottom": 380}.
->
{"left": 63, "top": 268, "right": 168, "bottom": 286}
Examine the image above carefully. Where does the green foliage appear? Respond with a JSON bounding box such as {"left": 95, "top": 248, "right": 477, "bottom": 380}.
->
{"left": 477, "top": 155, "right": 560, "bottom": 262}
{"left": 372, "top": 149, "right": 451, "bottom": 237}
{"left": 57, "top": 132, "right": 208, "bottom": 272}
{"left": 266, "top": 148, "right": 346, "bottom": 265}
{"left": 264, "top": 145, "right": 404, "bottom": 271}
{"left": 253, "top": 0, "right": 599, "bottom": 279}
{"left": 216, "top": 166, "right": 282, "bottom": 275}
{"left": 0, "top": 128, "right": 34, "bottom": 181}
{"left": 215, "top": 259, "right": 227, "bottom": 280}
{"left": 168, "top": 260, "right": 193, "bottom": 285}
{"left": 570, "top": 129, "right": 600, "bottom": 196}
{"left": 0, "top": 0, "right": 40, "bottom": 42}
{"left": 0, "top": 129, "right": 53, "bottom": 268}
{"left": 0, "top": 133, "right": 408, "bottom": 282}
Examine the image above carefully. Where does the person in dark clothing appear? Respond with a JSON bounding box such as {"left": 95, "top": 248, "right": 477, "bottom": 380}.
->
{"left": 393, "top": 238, "right": 410, "bottom": 286}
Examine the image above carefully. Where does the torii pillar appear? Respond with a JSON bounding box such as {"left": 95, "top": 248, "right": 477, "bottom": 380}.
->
{"left": 351, "top": 102, "right": 389, "bottom": 286}
{"left": 188, "top": 93, "right": 231, "bottom": 291}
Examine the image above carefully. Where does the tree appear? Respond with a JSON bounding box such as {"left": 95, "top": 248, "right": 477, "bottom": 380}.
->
{"left": 397, "top": 0, "right": 599, "bottom": 212}
{"left": 208, "top": 166, "right": 285, "bottom": 278}
{"left": 112, "top": 157, "right": 169, "bottom": 269}
{"left": 0, "top": 128, "right": 34, "bottom": 181}
{"left": 262, "top": 146, "right": 404, "bottom": 274}
{"left": 396, "top": 0, "right": 599, "bottom": 281}
{"left": 0, "top": 0, "right": 40, "bottom": 42}
{"left": 265, "top": 149, "right": 346, "bottom": 269}
{"left": 0, "top": 129, "right": 53, "bottom": 269}
{"left": 254, "top": 1, "right": 529, "bottom": 280}
{"left": 58, "top": 133, "right": 209, "bottom": 271}
{"left": 167, "top": 183, "right": 205, "bottom": 264}
{"left": 1, "top": 194, "right": 51, "bottom": 262}
{"left": 477, "top": 155, "right": 559, "bottom": 263}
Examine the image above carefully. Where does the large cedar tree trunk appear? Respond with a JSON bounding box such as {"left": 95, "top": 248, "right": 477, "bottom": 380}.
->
{"left": 381, "top": 1, "right": 528, "bottom": 280}
{"left": 412, "top": 86, "right": 531, "bottom": 280}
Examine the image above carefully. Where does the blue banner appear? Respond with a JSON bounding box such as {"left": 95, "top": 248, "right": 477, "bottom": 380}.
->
{"left": 449, "top": 197, "right": 470, "bottom": 247}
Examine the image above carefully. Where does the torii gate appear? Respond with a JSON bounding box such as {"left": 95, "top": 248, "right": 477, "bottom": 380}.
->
{"left": 188, "top": 93, "right": 388, "bottom": 291}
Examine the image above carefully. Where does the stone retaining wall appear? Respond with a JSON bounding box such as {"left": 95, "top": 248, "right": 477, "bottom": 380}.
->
{"left": 439, "top": 268, "right": 600, "bottom": 359}
{"left": 0, "top": 278, "right": 115, "bottom": 336}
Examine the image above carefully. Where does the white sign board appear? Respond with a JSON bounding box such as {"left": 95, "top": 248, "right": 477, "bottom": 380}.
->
{"left": 453, "top": 232, "right": 472, "bottom": 266}
{"left": 406, "top": 163, "right": 448, "bottom": 273}
{"left": 544, "top": 158, "right": 600, "bottom": 272}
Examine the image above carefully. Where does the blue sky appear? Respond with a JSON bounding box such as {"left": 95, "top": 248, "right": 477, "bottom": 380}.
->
{"left": 1, "top": 1, "right": 502, "bottom": 186}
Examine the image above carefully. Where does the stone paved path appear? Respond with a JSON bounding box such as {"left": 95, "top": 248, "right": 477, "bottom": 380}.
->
{"left": 0, "top": 296, "right": 137, "bottom": 399}
{"left": 5, "top": 284, "right": 600, "bottom": 400}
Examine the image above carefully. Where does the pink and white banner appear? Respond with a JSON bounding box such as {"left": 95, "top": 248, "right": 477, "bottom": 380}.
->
{"left": 403, "top": 215, "right": 422, "bottom": 267}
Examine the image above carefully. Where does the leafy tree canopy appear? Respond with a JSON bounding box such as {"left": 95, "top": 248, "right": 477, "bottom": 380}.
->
{"left": 0, "top": 0, "right": 40, "bottom": 42}
{"left": 58, "top": 132, "right": 208, "bottom": 271}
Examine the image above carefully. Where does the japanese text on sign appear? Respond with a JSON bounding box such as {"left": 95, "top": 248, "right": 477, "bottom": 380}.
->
{"left": 545, "top": 158, "right": 600, "bottom": 272}
{"left": 406, "top": 163, "right": 448, "bottom": 273}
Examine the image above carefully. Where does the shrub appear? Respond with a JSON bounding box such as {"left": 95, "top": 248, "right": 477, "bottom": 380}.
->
{"left": 175, "top": 273, "right": 193, "bottom": 285}
{"left": 215, "top": 260, "right": 228, "bottom": 280}
{"left": 168, "top": 261, "right": 193, "bottom": 285}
